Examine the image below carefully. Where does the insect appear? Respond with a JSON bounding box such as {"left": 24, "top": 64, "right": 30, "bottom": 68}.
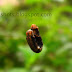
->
{"left": 26, "top": 24, "right": 43, "bottom": 53}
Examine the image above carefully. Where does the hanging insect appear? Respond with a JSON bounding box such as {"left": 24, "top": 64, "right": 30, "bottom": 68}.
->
{"left": 26, "top": 24, "right": 43, "bottom": 53}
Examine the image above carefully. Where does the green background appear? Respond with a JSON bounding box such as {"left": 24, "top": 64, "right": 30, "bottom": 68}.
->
{"left": 0, "top": 0, "right": 72, "bottom": 72}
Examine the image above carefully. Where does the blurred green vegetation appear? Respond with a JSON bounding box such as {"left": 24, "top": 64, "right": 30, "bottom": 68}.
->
{"left": 0, "top": 0, "right": 72, "bottom": 72}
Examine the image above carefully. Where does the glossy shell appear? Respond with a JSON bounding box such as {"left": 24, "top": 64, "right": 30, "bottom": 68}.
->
{"left": 26, "top": 24, "right": 43, "bottom": 53}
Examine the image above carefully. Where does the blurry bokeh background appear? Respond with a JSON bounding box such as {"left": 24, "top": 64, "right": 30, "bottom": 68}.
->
{"left": 0, "top": 0, "right": 72, "bottom": 72}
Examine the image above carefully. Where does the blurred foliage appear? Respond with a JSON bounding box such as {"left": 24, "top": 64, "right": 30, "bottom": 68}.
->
{"left": 0, "top": 0, "right": 72, "bottom": 72}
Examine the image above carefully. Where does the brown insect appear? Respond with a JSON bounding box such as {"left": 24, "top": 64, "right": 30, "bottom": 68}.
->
{"left": 26, "top": 24, "right": 43, "bottom": 53}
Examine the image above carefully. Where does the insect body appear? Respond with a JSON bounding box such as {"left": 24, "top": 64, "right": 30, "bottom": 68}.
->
{"left": 26, "top": 24, "right": 43, "bottom": 53}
